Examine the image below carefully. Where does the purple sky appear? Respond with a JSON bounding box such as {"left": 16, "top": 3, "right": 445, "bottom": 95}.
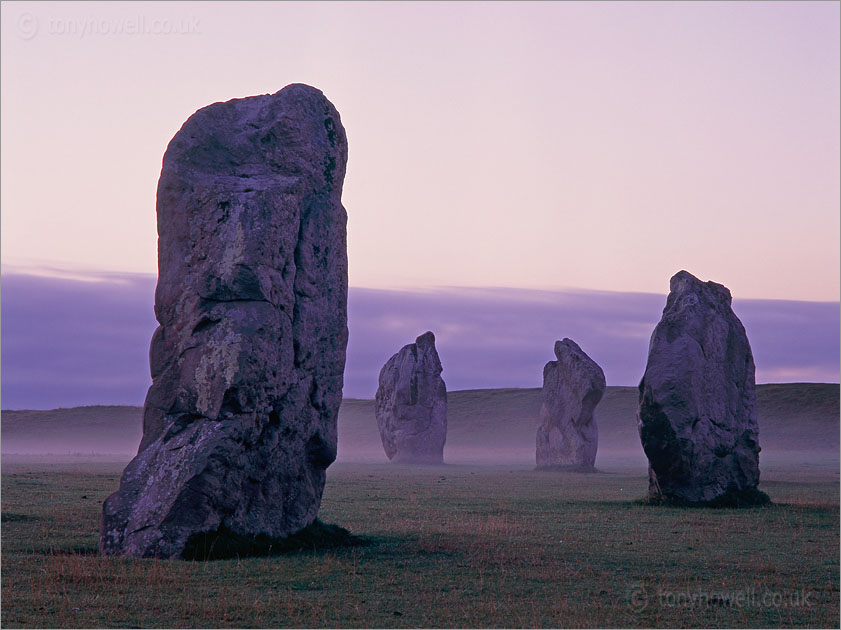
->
{"left": 2, "top": 271, "right": 837, "bottom": 410}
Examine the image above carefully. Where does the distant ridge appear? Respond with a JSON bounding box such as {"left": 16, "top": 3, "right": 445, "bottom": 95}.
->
{"left": 2, "top": 384, "right": 837, "bottom": 460}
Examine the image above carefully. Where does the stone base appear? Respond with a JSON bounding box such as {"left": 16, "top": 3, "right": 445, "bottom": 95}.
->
{"left": 640, "top": 487, "right": 771, "bottom": 508}
{"left": 388, "top": 454, "right": 445, "bottom": 465}
{"left": 181, "top": 520, "right": 364, "bottom": 560}
{"left": 535, "top": 464, "right": 599, "bottom": 473}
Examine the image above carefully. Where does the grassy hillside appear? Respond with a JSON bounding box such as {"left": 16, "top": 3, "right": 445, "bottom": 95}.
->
{"left": 1, "top": 405, "right": 143, "bottom": 456}
{"left": 340, "top": 384, "right": 840, "bottom": 464}
{"left": 2, "top": 384, "right": 837, "bottom": 463}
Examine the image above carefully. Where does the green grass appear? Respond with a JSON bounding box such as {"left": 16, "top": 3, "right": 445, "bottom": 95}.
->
{"left": 2, "top": 456, "right": 838, "bottom": 628}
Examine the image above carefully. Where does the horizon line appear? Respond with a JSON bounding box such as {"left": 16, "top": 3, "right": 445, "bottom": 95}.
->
{"left": 3, "top": 265, "right": 839, "bottom": 306}
{"left": 3, "top": 382, "right": 838, "bottom": 413}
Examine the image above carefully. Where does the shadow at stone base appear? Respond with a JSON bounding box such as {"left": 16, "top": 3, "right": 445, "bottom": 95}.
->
{"left": 635, "top": 487, "right": 772, "bottom": 508}
{"left": 181, "top": 519, "right": 369, "bottom": 561}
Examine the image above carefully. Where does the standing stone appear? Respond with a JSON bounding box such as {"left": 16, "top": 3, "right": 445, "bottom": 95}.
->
{"left": 535, "top": 339, "right": 605, "bottom": 470}
{"left": 637, "top": 270, "right": 764, "bottom": 505}
{"left": 100, "top": 84, "right": 349, "bottom": 558}
{"left": 375, "top": 332, "right": 447, "bottom": 463}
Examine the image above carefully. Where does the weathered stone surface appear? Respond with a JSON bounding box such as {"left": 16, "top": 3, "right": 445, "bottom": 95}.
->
{"left": 535, "top": 338, "right": 605, "bottom": 469}
{"left": 100, "top": 84, "right": 349, "bottom": 558}
{"left": 375, "top": 332, "right": 447, "bottom": 463}
{"left": 637, "top": 270, "right": 762, "bottom": 504}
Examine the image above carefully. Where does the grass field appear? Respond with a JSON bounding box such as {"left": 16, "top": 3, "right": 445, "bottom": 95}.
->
{"left": 2, "top": 455, "right": 838, "bottom": 628}
{"left": 2, "top": 384, "right": 838, "bottom": 627}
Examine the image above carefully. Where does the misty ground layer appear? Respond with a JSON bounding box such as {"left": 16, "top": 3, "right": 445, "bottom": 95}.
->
{"left": 1, "top": 454, "right": 838, "bottom": 628}
{"left": 3, "top": 384, "right": 838, "bottom": 463}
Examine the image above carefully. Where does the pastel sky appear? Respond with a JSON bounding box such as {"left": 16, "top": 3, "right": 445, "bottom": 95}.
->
{"left": 2, "top": 1, "right": 839, "bottom": 301}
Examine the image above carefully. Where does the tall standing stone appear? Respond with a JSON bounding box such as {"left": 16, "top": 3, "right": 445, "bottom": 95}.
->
{"left": 638, "top": 270, "right": 764, "bottom": 504}
{"left": 100, "top": 84, "right": 349, "bottom": 558}
{"left": 375, "top": 332, "right": 447, "bottom": 464}
{"left": 536, "top": 338, "right": 605, "bottom": 470}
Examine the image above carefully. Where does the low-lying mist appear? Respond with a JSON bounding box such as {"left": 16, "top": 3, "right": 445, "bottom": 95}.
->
{"left": 3, "top": 386, "right": 837, "bottom": 472}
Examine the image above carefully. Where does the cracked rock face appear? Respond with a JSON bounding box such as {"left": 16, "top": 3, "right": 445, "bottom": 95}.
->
{"left": 535, "top": 338, "right": 605, "bottom": 469}
{"left": 637, "top": 270, "right": 761, "bottom": 504}
{"left": 100, "top": 84, "right": 349, "bottom": 558}
{"left": 375, "top": 332, "right": 447, "bottom": 464}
